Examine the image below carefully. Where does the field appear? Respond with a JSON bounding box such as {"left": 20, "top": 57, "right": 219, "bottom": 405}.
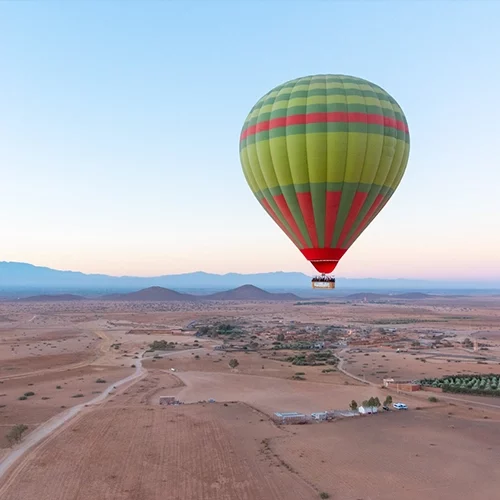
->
{"left": 0, "top": 295, "right": 500, "bottom": 499}
{"left": 272, "top": 407, "right": 500, "bottom": 500}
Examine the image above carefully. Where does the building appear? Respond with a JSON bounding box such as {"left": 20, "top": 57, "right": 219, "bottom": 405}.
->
{"left": 383, "top": 378, "right": 421, "bottom": 392}
{"left": 273, "top": 412, "right": 309, "bottom": 425}
{"left": 358, "top": 405, "right": 378, "bottom": 415}
{"left": 311, "top": 411, "right": 328, "bottom": 421}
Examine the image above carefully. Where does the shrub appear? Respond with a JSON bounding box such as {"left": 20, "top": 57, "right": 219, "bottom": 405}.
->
{"left": 72, "top": 394, "right": 84, "bottom": 398}
{"left": 24, "top": 392, "right": 35, "bottom": 397}
{"left": 319, "top": 493, "right": 330, "bottom": 499}
{"left": 428, "top": 396, "right": 439, "bottom": 403}
{"left": 56, "top": 386, "right": 62, "bottom": 389}
{"left": 229, "top": 359, "right": 239, "bottom": 369}
{"left": 95, "top": 378, "right": 107, "bottom": 384}
{"left": 6, "top": 424, "right": 28, "bottom": 446}
{"left": 18, "top": 396, "right": 27, "bottom": 401}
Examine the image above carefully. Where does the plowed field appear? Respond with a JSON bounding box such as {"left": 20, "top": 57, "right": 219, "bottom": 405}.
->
{"left": 0, "top": 403, "right": 316, "bottom": 500}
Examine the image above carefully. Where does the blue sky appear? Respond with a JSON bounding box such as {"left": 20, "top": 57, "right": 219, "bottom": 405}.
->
{"left": 1, "top": 0, "right": 499, "bottom": 279}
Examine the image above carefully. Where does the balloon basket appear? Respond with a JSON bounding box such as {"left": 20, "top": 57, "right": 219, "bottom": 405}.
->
{"left": 311, "top": 277, "right": 336, "bottom": 289}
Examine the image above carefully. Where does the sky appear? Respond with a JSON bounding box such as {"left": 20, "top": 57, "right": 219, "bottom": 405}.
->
{"left": 1, "top": 0, "right": 499, "bottom": 280}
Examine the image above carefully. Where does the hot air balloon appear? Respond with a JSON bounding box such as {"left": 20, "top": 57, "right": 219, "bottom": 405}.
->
{"left": 239, "top": 74, "right": 410, "bottom": 289}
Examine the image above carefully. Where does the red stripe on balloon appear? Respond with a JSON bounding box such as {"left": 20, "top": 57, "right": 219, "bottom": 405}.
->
{"left": 337, "top": 191, "right": 369, "bottom": 248}
{"left": 240, "top": 112, "right": 409, "bottom": 141}
{"left": 343, "top": 193, "right": 386, "bottom": 249}
{"left": 273, "top": 194, "right": 308, "bottom": 248}
{"left": 296, "top": 192, "right": 318, "bottom": 247}
{"left": 324, "top": 191, "right": 342, "bottom": 248}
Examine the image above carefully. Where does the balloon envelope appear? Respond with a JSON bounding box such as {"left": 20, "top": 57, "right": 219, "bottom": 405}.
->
{"left": 239, "top": 74, "right": 410, "bottom": 274}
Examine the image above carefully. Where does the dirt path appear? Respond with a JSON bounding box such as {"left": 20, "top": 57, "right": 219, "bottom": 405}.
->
{"left": 0, "top": 352, "right": 147, "bottom": 484}
{"left": 336, "top": 349, "right": 374, "bottom": 386}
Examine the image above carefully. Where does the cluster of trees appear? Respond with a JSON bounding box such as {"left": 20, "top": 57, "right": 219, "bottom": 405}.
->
{"left": 148, "top": 340, "right": 176, "bottom": 351}
{"left": 196, "top": 323, "right": 244, "bottom": 338}
{"left": 286, "top": 351, "right": 338, "bottom": 366}
{"left": 272, "top": 341, "right": 320, "bottom": 350}
{"left": 349, "top": 395, "right": 392, "bottom": 411}
{"left": 420, "top": 374, "right": 500, "bottom": 397}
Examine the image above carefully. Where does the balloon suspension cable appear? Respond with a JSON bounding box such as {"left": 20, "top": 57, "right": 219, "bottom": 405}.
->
{"left": 311, "top": 274, "right": 336, "bottom": 283}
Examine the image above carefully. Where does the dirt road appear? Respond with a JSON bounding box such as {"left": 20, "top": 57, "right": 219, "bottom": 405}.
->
{"left": 0, "top": 351, "right": 146, "bottom": 482}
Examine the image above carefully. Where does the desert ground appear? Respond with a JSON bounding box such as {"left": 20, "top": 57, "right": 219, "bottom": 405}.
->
{"left": 0, "top": 295, "right": 499, "bottom": 499}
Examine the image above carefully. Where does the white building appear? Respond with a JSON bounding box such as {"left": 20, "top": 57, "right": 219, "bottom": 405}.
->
{"left": 358, "top": 405, "right": 378, "bottom": 415}
{"left": 311, "top": 411, "right": 328, "bottom": 421}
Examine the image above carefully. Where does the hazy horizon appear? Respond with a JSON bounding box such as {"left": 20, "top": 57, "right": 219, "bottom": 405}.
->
{"left": 2, "top": 1, "right": 499, "bottom": 280}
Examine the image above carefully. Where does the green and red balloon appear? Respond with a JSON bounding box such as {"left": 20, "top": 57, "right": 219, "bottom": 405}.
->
{"left": 239, "top": 74, "right": 410, "bottom": 275}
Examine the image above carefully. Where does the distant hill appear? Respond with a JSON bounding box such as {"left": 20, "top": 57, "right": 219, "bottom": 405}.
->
{"left": 101, "top": 286, "right": 195, "bottom": 301}
{"left": 346, "top": 292, "right": 434, "bottom": 300}
{"left": 1, "top": 261, "right": 500, "bottom": 294}
{"left": 19, "top": 294, "right": 87, "bottom": 302}
{"left": 206, "top": 284, "right": 299, "bottom": 301}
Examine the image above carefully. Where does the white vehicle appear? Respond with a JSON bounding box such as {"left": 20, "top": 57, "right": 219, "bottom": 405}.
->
{"left": 393, "top": 402, "right": 408, "bottom": 410}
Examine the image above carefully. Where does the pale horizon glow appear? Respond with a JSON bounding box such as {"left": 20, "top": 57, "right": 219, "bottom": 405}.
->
{"left": 1, "top": 1, "right": 499, "bottom": 280}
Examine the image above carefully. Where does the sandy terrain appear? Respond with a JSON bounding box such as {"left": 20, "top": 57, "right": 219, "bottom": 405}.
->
{"left": 272, "top": 407, "right": 500, "bottom": 500}
{"left": 0, "top": 296, "right": 499, "bottom": 499}
{"left": 0, "top": 403, "right": 317, "bottom": 500}
{"left": 0, "top": 365, "right": 132, "bottom": 448}
{"left": 343, "top": 348, "right": 500, "bottom": 384}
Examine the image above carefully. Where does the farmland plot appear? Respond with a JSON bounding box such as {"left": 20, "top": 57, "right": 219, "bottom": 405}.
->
{"left": 0, "top": 403, "right": 316, "bottom": 500}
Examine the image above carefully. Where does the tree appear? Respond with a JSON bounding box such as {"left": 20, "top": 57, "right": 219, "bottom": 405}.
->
{"left": 306, "top": 352, "right": 316, "bottom": 365}
{"left": 349, "top": 400, "right": 358, "bottom": 411}
{"left": 384, "top": 395, "right": 393, "bottom": 407}
{"left": 373, "top": 397, "right": 381, "bottom": 408}
{"left": 277, "top": 333, "right": 285, "bottom": 341}
{"left": 229, "top": 359, "right": 239, "bottom": 369}
{"left": 6, "top": 424, "right": 28, "bottom": 446}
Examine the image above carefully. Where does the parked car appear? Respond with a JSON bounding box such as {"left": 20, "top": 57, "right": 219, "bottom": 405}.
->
{"left": 393, "top": 402, "right": 408, "bottom": 410}
{"left": 382, "top": 405, "right": 390, "bottom": 411}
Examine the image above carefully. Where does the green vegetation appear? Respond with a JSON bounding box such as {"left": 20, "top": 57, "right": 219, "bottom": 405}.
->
{"left": 370, "top": 318, "right": 444, "bottom": 325}
{"left": 349, "top": 400, "right": 358, "bottom": 411}
{"left": 56, "top": 385, "right": 62, "bottom": 389}
{"left": 24, "top": 391, "right": 35, "bottom": 397}
{"left": 229, "top": 358, "right": 239, "bottom": 369}
{"left": 274, "top": 341, "right": 325, "bottom": 350}
{"left": 71, "top": 394, "right": 84, "bottom": 398}
{"left": 148, "top": 340, "right": 176, "bottom": 351}
{"left": 18, "top": 396, "right": 27, "bottom": 401}
{"left": 361, "top": 397, "right": 381, "bottom": 408}
{"left": 319, "top": 492, "right": 330, "bottom": 499}
{"left": 286, "top": 351, "right": 338, "bottom": 366}
{"left": 428, "top": 396, "right": 439, "bottom": 402}
{"left": 6, "top": 424, "right": 28, "bottom": 446}
{"left": 383, "top": 395, "right": 393, "bottom": 407}
{"left": 420, "top": 374, "right": 500, "bottom": 396}
{"left": 95, "top": 378, "right": 107, "bottom": 384}
{"left": 197, "top": 323, "right": 245, "bottom": 338}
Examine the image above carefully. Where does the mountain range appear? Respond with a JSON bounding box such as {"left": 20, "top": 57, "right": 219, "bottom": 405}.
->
{"left": 17, "top": 285, "right": 300, "bottom": 302}
{"left": 1, "top": 261, "right": 500, "bottom": 295}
